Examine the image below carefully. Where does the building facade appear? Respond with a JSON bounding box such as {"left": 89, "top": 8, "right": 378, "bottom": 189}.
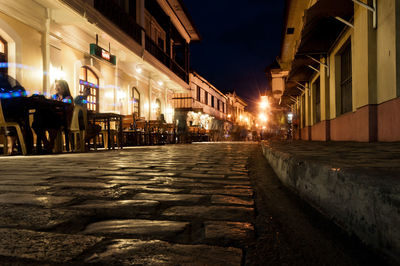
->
{"left": 268, "top": 0, "right": 400, "bottom": 142}
{"left": 0, "top": 0, "right": 200, "bottom": 124}
{"left": 172, "top": 71, "right": 228, "bottom": 139}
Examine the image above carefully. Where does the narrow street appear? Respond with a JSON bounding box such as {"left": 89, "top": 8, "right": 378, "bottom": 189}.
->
{"left": 0, "top": 143, "right": 386, "bottom": 265}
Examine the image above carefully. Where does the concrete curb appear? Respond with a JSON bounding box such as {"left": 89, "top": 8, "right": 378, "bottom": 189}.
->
{"left": 261, "top": 143, "right": 400, "bottom": 264}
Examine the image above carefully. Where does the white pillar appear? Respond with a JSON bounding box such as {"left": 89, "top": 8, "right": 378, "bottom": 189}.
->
{"left": 42, "top": 8, "right": 50, "bottom": 95}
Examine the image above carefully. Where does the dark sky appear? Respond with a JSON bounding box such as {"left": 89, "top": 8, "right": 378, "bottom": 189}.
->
{"left": 183, "top": 0, "right": 285, "bottom": 111}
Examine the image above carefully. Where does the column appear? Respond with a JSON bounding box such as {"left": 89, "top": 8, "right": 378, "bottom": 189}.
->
{"left": 42, "top": 8, "right": 50, "bottom": 95}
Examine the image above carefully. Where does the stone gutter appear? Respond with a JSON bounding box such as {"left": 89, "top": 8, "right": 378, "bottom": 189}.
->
{"left": 261, "top": 142, "right": 400, "bottom": 264}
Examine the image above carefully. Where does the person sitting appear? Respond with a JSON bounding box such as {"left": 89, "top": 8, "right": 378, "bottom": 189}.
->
{"left": 32, "top": 79, "right": 73, "bottom": 153}
{"left": 74, "top": 87, "right": 100, "bottom": 147}
{"left": 0, "top": 74, "right": 33, "bottom": 155}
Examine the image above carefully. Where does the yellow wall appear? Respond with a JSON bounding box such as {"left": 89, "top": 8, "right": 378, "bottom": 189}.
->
{"left": 0, "top": 11, "right": 42, "bottom": 95}
{"left": 353, "top": 3, "right": 373, "bottom": 109}
{"left": 377, "top": 0, "right": 397, "bottom": 103}
{"left": 59, "top": 42, "right": 84, "bottom": 96}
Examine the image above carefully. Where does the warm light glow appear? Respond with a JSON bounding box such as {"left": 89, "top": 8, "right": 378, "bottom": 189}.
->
{"left": 258, "top": 113, "right": 267, "bottom": 122}
{"left": 245, "top": 117, "right": 249, "bottom": 122}
{"left": 157, "top": 81, "right": 163, "bottom": 86}
{"left": 151, "top": 102, "right": 160, "bottom": 110}
{"left": 227, "top": 114, "right": 232, "bottom": 118}
{"left": 239, "top": 115, "right": 243, "bottom": 120}
{"left": 105, "top": 91, "right": 114, "bottom": 98}
{"left": 144, "top": 102, "right": 149, "bottom": 109}
{"left": 262, "top": 126, "right": 266, "bottom": 130}
{"left": 256, "top": 123, "right": 259, "bottom": 127}
{"left": 117, "top": 91, "right": 126, "bottom": 99}
{"left": 136, "top": 67, "right": 142, "bottom": 73}
{"left": 49, "top": 65, "right": 65, "bottom": 82}
{"left": 259, "top": 96, "right": 269, "bottom": 109}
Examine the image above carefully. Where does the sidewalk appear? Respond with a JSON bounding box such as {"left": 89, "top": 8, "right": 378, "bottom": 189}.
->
{"left": 261, "top": 140, "right": 400, "bottom": 264}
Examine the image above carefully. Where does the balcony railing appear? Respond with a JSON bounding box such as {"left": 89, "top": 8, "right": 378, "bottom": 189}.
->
{"left": 145, "top": 35, "right": 170, "bottom": 66}
{"left": 94, "top": 0, "right": 143, "bottom": 45}
{"left": 145, "top": 35, "right": 188, "bottom": 83}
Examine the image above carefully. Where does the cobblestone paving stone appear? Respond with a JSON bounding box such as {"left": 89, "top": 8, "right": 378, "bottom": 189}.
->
{"left": 0, "top": 143, "right": 257, "bottom": 265}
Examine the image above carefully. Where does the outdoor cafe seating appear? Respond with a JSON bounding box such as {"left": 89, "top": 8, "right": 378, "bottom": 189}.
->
{"left": 122, "top": 116, "right": 176, "bottom": 146}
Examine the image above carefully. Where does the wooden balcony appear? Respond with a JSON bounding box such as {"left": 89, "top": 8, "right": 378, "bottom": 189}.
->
{"left": 145, "top": 35, "right": 188, "bottom": 83}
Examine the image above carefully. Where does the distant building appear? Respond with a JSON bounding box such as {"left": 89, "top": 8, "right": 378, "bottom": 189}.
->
{"left": 226, "top": 91, "right": 248, "bottom": 126}
{"left": 172, "top": 71, "right": 227, "bottom": 140}
{"left": 267, "top": 0, "right": 400, "bottom": 142}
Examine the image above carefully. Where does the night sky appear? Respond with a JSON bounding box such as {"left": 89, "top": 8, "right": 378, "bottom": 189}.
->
{"left": 183, "top": 0, "right": 285, "bottom": 111}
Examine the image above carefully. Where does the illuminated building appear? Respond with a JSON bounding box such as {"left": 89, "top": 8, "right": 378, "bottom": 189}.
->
{"left": 0, "top": 0, "right": 200, "bottom": 122}
{"left": 267, "top": 0, "right": 400, "bottom": 142}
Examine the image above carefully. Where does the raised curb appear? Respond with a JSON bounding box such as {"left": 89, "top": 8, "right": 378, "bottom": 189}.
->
{"left": 261, "top": 142, "right": 400, "bottom": 264}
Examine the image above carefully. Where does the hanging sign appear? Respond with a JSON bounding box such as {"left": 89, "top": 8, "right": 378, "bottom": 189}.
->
{"left": 90, "top": 43, "right": 116, "bottom": 65}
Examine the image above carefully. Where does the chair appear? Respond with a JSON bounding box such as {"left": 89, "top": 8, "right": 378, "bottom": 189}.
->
{"left": 100, "top": 120, "right": 119, "bottom": 149}
{"left": 0, "top": 100, "right": 27, "bottom": 155}
{"left": 69, "top": 105, "right": 87, "bottom": 152}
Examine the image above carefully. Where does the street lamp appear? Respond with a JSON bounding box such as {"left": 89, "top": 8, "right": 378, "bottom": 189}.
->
{"left": 259, "top": 96, "right": 269, "bottom": 110}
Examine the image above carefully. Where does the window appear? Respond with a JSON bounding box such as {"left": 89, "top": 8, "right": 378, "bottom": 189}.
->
{"left": 132, "top": 87, "right": 140, "bottom": 117}
{"left": 211, "top": 95, "right": 214, "bottom": 108}
{"left": 222, "top": 102, "right": 225, "bottom": 113}
{"left": 340, "top": 42, "right": 352, "bottom": 114}
{"left": 204, "top": 91, "right": 208, "bottom": 105}
{"left": 313, "top": 77, "right": 321, "bottom": 123}
{"left": 79, "top": 67, "right": 99, "bottom": 112}
{"left": 196, "top": 85, "right": 201, "bottom": 101}
{"left": 0, "top": 36, "right": 7, "bottom": 75}
{"left": 145, "top": 11, "right": 166, "bottom": 52}
{"left": 217, "top": 99, "right": 220, "bottom": 111}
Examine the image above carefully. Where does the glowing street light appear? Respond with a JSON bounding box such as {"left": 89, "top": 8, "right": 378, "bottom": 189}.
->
{"left": 259, "top": 96, "right": 269, "bottom": 109}
{"left": 258, "top": 113, "right": 267, "bottom": 122}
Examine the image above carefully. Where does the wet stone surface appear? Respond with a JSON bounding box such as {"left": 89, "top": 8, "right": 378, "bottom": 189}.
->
{"left": 0, "top": 143, "right": 257, "bottom": 264}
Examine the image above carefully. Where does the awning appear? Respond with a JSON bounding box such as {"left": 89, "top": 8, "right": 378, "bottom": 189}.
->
{"left": 297, "top": 0, "right": 353, "bottom": 55}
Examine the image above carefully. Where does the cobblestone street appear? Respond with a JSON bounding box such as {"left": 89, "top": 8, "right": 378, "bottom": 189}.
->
{"left": 0, "top": 143, "right": 257, "bottom": 265}
{"left": 0, "top": 142, "right": 387, "bottom": 265}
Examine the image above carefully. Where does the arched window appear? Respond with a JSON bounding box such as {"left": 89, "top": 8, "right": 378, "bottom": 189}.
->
{"left": 0, "top": 36, "right": 8, "bottom": 75}
{"left": 131, "top": 87, "right": 140, "bottom": 117}
{"left": 155, "top": 98, "right": 161, "bottom": 119}
{"left": 79, "top": 66, "right": 99, "bottom": 112}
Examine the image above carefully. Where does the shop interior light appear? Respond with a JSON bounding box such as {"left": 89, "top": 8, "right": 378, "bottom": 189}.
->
{"left": 158, "top": 81, "right": 163, "bottom": 86}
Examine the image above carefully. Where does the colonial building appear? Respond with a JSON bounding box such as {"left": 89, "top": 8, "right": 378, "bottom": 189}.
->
{"left": 172, "top": 71, "right": 227, "bottom": 139}
{"left": 0, "top": 0, "right": 200, "bottom": 123}
{"left": 226, "top": 91, "right": 248, "bottom": 126}
{"left": 267, "top": 0, "right": 400, "bottom": 142}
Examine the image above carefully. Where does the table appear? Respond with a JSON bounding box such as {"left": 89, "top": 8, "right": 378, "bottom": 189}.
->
{"left": 27, "top": 95, "right": 72, "bottom": 152}
{"left": 89, "top": 112, "right": 123, "bottom": 149}
{"left": 2, "top": 95, "right": 72, "bottom": 154}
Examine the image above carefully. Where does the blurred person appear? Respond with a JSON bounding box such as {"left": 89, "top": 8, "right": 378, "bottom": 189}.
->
{"left": 32, "top": 79, "right": 73, "bottom": 153}
{"left": 74, "top": 87, "right": 100, "bottom": 146}
{"left": 0, "top": 74, "right": 33, "bottom": 154}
